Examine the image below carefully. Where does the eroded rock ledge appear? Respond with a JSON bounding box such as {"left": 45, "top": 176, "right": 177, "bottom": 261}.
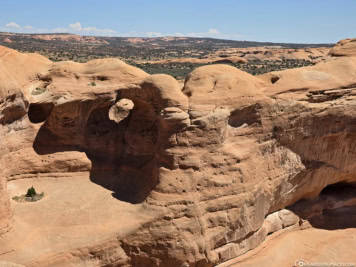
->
{"left": 0, "top": 41, "right": 356, "bottom": 266}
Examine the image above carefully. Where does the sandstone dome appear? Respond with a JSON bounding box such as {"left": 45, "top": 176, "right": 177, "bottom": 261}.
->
{"left": 329, "top": 37, "right": 356, "bottom": 57}
{"left": 183, "top": 64, "right": 266, "bottom": 106}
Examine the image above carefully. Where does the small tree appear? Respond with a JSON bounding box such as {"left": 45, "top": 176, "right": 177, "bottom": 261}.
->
{"left": 12, "top": 186, "right": 44, "bottom": 203}
{"left": 26, "top": 186, "right": 37, "bottom": 198}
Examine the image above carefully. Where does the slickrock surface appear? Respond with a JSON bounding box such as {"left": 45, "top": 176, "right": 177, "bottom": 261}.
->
{"left": 0, "top": 261, "right": 25, "bottom": 267}
{"left": 220, "top": 185, "right": 356, "bottom": 266}
{"left": 329, "top": 38, "right": 356, "bottom": 57}
{"left": 222, "top": 227, "right": 356, "bottom": 267}
{"left": 0, "top": 41, "right": 356, "bottom": 266}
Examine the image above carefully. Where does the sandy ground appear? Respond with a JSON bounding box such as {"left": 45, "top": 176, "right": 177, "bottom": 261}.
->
{"left": 219, "top": 227, "right": 356, "bottom": 267}
{"left": 0, "top": 175, "right": 157, "bottom": 265}
{"left": 2, "top": 176, "right": 356, "bottom": 266}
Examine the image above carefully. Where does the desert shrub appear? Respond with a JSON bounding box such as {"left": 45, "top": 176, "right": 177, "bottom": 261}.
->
{"left": 32, "top": 87, "right": 46, "bottom": 95}
{"left": 26, "top": 186, "right": 37, "bottom": 198}
{"left": 12, "top": 186, "right": 44, "bottom": 203}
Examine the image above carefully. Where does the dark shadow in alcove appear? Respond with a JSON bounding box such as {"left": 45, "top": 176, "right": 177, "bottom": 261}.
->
{"left": 287, "top": 182, "right": 356, "bottom": 230}
{"left": 89, "top": 154, "right": 159, "bottom": 204}
{"left": 28, "top": 103, "right": 54, "bottom": 124}
{"left": 228, "top": 104, "right": 261, "bottom": 128}
{"left": 31, "top": 102, "right": 160, "bottom": 204}
{"left": 32, "top": 121, "right": 85, "bottom": 154}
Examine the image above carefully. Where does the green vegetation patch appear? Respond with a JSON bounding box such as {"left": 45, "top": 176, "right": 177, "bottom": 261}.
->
{"left": 12, "top": 186, "right": 45, "bottom": 203}
{"left": 32, "top": 87, "right": 47, "bottom": 95}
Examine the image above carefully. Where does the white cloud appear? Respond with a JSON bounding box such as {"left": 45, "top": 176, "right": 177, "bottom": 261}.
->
{"left": 84, "top": 27, "right": 116, "bottom": 35}
{"left": 68, "top": 22, "right": 116, "bottom": 36}
{"left": 53, "top": 27, "right": 68, "bottom": 33}
{"left": 6, "top": 22, "right": 20, "bottom": 29}
{"left": 69, "top": 22, "right": 82, "bottom": 31}
{"left": 1, "top": 22, "right": 245, "bottom": 40}
{"left": 172, "top": 33, "right": 185, "bottom": 37}
{"left": 146, "top": 32, "right": 163, "bottom": 37}
{"left": 208, "top": 28, "right": 219, "bottom": 34}
{"left": 168, "top": 29, "right": 245, "bottom": 40}
{"left": 168, "top": 29, "right": 224, "bottom": 38}
{"left": 3, "top": 22, "right": 44, "bottom": 33}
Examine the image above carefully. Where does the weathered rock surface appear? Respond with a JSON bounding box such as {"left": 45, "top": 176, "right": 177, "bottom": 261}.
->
{"left": 109, "top": 98, "right": 134, "bottom": 123}
{"left": 329, "top": 37, "right": 356, "bottom": 57}
{"left": 0, "top": 261, "right": 25, "bottom": 267}
{"left": 220, "top": 183, "right": 356, "bottom": 266}
{"left": 0, "top": 41, "right": 356, "bottom": 266}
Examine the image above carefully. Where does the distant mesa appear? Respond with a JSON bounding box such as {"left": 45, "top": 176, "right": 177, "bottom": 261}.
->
{"left": 32, "top": 34, "right": 109, "bottom": 44}
{"left": 2, "top": 38, "right": 12, "bottom": 43}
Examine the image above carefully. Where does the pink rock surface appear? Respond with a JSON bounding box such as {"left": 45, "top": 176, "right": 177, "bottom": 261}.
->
{"left": 0, "top": 42, "right": 356, "bottom": 266}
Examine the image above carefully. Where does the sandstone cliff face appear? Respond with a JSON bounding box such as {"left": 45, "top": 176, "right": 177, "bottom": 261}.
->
{"left": 0, "top": 44, "right": 356, "bottom": 266}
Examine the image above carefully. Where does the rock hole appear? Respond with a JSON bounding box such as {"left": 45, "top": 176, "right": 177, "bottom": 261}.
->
{"left": 28, "top": 103, "right": 54, "bottom": 124}
{"left": 288, "top": 181, "right": 356, "bottom": 230}
{"left": 271, "top": 76, "right": 280, "bottom": 84}
{"left": 96, "top": 76, "right": 109, "bottom": 81}
{"left": 320, "top": 181, "right": 356, "bottom": 196}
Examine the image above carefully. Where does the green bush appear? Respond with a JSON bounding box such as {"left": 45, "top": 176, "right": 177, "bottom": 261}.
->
{"left": 26, "top": 186, "right": 37, "bottom": 198}
{"left": 12, "top": 186, "right": 44, "bottom": 203}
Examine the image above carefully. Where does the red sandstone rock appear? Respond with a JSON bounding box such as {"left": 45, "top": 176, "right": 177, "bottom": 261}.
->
{"left": 0, "top": 41, "right": 356, "bottom": 266}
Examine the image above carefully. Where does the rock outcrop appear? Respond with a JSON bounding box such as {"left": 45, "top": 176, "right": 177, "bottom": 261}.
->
{"left": 2, "top": 38, "right": 12, "bottom": 43}
{"left": 329, "top": 37, "right": 356, "bottom": 57}
{"left": 0, "top": 42, "right": 356, "bottom": 266}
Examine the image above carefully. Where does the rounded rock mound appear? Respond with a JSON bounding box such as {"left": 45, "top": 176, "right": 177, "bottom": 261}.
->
{"left": 182, "top": 64, "right": 266, "bottom": 107}
{"left": 0, "top": 46, "right": 51, "bottom": 98}
{"left": 329, "top": 37, "right": 356, "bottom": 57}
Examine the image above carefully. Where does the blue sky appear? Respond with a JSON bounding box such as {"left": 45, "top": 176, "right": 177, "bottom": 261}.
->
{"left": 0, "top": 0, "right": 355, "bottom": 43}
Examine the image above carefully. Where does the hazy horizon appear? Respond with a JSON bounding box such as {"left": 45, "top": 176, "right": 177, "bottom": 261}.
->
{"left": 0, "top": 31, "right": 337, "bottom": 45}
{"left": 0, "top": 0, "right": 355, "bottom": 43}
